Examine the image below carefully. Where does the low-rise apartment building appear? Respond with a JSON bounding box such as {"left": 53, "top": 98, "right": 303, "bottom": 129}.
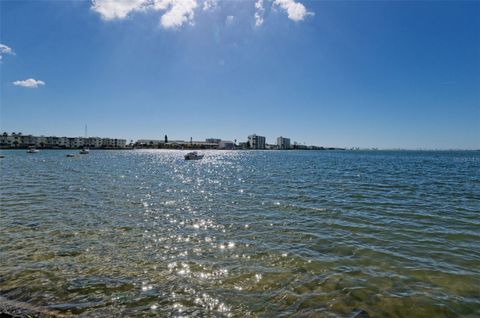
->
{"left": 0, "top": 132, "right": 126, "bottom": 149}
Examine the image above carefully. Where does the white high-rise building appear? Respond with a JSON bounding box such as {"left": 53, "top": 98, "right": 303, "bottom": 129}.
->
{"left": 248, "top": 134, "right": 266, "bottom": 149}
{"left": 277, "top": 136, "right": 291, "bottom": 149}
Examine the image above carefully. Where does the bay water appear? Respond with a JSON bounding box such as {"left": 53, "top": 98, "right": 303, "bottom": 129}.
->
{"left": 0, "top": 150, "right": 479, "bottom": 317}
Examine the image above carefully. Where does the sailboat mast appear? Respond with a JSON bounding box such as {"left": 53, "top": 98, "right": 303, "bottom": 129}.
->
{"left": 79, "top": 124, "right": 90, "bottom": 154}
{"left": 84, "top": 124, "right": 88, "bottom": 148}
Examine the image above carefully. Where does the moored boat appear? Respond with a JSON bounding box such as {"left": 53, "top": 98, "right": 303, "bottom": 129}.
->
{"left": 79, "top": 124, "right": 90, "bottom": 154}
{"left": 184, "top": 151, "right": 204, "bottom": 160}
{"left": 26, "top": 146, "right": 39, "bottom": 153}
{"left": 79, "top": 147, "right": 89, "bottom": 154}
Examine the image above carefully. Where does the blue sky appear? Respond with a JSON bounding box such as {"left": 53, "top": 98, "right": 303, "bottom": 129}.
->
{"left": 1, "top": 0, "right": 479, "bottom": 149}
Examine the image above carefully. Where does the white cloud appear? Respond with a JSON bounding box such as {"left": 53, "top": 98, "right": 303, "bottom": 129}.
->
{"left": 254, "top": 0, "right": 264, "bottom": 27}
{"left": 0, "top": 43, "right": 15, "bottom": 61}
{"left": 90, "top": 0, "right": 313, "bottom": 28}
{"left": 202, "top": 0, "right": 217, "bottom": 11}
{"left": 225, "top": 15, "right": 234, "bottom": 26}
{"left": 13, "top": 78, "right": 45, "bottom": 88}
{"left": 91, "top": 0, "right": 198, "bottom": 28}
{"left": 273, "top": 0, "right": 313, "bottom": 22}
{"left": 91, "top": 0, "right": 148, "bottom": 20}
{"left": 154, "top": 0, "right": 198, "bottom": 28}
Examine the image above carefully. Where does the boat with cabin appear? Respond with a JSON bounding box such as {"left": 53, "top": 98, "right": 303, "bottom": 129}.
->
{"left": 79, "top": 147, "right": 89, "bottom": 154}
{"left": 184, "top": 151, "right": 204, "bottom": 160}
{"left": 26, "top": 146, "right": 39, "bottom": 153}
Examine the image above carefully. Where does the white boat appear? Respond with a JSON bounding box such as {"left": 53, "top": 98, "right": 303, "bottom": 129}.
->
{"left": 27, "top": 146, "right": 39, "bottom": 153}
{"left": 79, "top": 147, "right": 89, "bottom": 154}
{"left": 184, "top": 151, "right": 204, "bottom": 160}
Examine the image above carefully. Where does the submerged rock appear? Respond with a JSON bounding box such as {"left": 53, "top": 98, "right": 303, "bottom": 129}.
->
{"left": 0, "top": 297, "right": 63, "bottom": 318}
{"left": 350, "top": 309, "right": 371, "bottom": 318}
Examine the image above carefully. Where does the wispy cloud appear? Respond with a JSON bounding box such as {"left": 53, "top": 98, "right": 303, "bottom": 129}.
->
{"left": 0, "top": 43, "right": 15, "bottom": 61}
{"left": 13, "top": 78, "right": 46, "bottom": 88}
{"left": 202, "top": 0, "right": 217, "bottom": 11}
{"left": 254, "top": 0, "right": 264, "bottom": 27}
{"left": 91, "top": 0, "right": 313, "bottom": 28}
{"left": 225, "top": 15, "right": 234, "bottom": 26}
{"left": 273, "top": 0, "right": 313, "bottom": 22}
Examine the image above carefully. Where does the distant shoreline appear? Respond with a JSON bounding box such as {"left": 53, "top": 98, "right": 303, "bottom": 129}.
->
{"left": 0, "top": 145, "right": 345, "bottom": 151}
{"left": 1, "top": 148, "right": 478, "bottom": 152}
{"left": 0, "top": 147, "right": 132, "bottom": 150}
{"left": 0, "top": 147, "right": 346, "bottom": 151}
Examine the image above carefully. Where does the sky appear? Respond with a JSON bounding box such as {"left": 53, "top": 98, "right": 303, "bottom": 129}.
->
{"left": 0, "top": 0, "right": 479, "bottom": 149}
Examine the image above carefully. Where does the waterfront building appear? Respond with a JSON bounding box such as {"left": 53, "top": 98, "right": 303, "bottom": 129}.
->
{"left": 206, "top": 138, "right": 221, "bottom": 143}
{"left": 101, "top": 138, "right": 113, "bottom": 148}
{"left": 0, "top": 132, "right": 23, "bottom": 147}
{"left": 87, "top": 137, "right": 103, "bottom": 148}
{"left": 69, "top": 137, "right": 85, "bottom": 148}
{"left": 46, "top": 136, "right": 61, "bottom": 147}
{"left": 136, "top": 139, "right": 165, "bottom": 147}
{"left": 277, "top": 136, "right": 291, "bottom": 150}
{"left": 36, "top": 136, "right": 48, "bottom": 147}
{"left": 57, "top": 137, "right": 70, "bottom": 148}
{"left": 248, "top": 134, "right": 266, "bottom": 149}
{"left": 0, "top": 133, "right": 36, "bottom": 147}
{"left": 218, "top": 141, "right": 235, "bottom": 150}
{"left": 102, "top": 138, "right": 126, "bottom": 148}
{"left": 190, "top": 141, "right": 218, "bottom": 149}
{"left": 135, "top": 139, "right": 220, "bottom": 149}
{"left": 0, "top": 133, "right": 35, "bottom": 147}
{"left": 0, "top": 132, "right": 8, "bottom": 146}
{"left": 293, "top": 144, "right": 309, "bottom": 150}
{"left": 0, "top": 132, "right": 126, "bottom": 149}
{"left": 237, "top": 142, "right": 248, "bottom": 149}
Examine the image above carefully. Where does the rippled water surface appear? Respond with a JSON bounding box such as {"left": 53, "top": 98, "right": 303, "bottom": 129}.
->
{"left": 1, "top": 150, "right": 479, "bottom": 317}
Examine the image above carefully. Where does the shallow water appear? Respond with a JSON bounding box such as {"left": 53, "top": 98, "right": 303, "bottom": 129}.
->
{"left": 0, "top": 150, "right": 479, "bottom": 317}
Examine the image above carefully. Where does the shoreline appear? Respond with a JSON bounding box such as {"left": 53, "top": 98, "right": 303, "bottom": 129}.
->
{"left": 0, "top": 147, "right": 345, "bottom": 151}
{"left": 1, "top": 148, "right": 478, "bottom": 152}
{"left": 0, "top": 147, "right": 132, "bottom": 151}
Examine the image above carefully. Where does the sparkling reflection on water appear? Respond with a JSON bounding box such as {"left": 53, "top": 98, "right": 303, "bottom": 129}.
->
{"left": 0, "top": 150, "right": 479, "bottom": 317}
